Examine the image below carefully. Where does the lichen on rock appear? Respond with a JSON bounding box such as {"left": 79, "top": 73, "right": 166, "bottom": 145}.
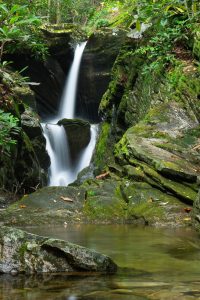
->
{"left": 0, "top": 226, "right": 117, "bottom": 274}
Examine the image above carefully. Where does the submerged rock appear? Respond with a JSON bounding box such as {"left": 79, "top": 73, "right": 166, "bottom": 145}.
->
{"left": 0, "top": 226, "right": 117, "bottom": 274}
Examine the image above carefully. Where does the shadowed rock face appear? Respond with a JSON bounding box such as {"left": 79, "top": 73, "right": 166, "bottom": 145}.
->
{"left": 77, "top": 28, "right": 127, "bottom": 122}
{"left": 0, "top": 226, "right": 117, "bottom": 274}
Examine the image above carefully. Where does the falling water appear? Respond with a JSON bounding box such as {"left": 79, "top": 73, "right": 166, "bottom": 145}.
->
{"left": 42, "top": 41, "right": 98, "bottom": 186}
{"left": 58, "top": 42, "right": 87, "bottom": 120}
{"left": 76, "top": 124, "right": 99, "bottom": 174}
{"left": 41, "top": 123, "right": 73, "bottom": 186}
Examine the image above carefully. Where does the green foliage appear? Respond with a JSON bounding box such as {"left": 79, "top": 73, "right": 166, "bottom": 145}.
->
{"left": 133, "top": 0, "right": 200, "bottom": 74}
{"left": 0, "top": 3, "right": 48, "bottom": 62}
{"left": 0, "top": 110, "right": 19, "bottom": 157}
{"left": 96, "top": 18, "right": 110, "bottom": 28}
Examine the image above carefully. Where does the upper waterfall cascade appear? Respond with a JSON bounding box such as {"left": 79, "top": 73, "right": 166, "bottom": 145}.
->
{"left": 41, "top": 42, "right": 98, "bottom": 186}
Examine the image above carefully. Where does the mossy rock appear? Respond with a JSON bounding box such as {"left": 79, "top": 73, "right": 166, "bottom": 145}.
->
{"left": 82, "top": 177, "right": 190, "bottom": 227}
{"left": 120, "top": 180, "right": 188, "bottom": 226}
{"left": 0, "top": 226, "right": 117, "bottom": 274}
{"left": 115, "top": 98, "right": 200, "bottom": 205}
{"left": 0, "top": 186, "right": 86, "bottom": 226}
{"left": 41, "top": 23, "right": 87, "bottom": 44}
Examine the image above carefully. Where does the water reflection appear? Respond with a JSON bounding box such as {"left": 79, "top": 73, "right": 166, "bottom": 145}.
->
{"left": 1, "top": 225, "right": 200, "bottom": 299}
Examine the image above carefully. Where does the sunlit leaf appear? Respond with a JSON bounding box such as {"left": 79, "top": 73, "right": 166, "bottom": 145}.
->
{"left": 136, "top": 20, "right": 141, "bottom": 32}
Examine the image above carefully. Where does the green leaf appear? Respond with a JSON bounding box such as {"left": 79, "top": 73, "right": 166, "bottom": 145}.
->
{"left": 9, "top": 16, "right": 20, "bottom": 25}
{"left": 136, "top": 20, "right": 141, "bottom": 32}
{"left": 192, "top": 2, "right": 197, "bottom": 15}
{"left": 0, "top": 4, "right": 8, "bottom": 13}
{"left": 175, "top": 6, "right": 185, "bottom": 13}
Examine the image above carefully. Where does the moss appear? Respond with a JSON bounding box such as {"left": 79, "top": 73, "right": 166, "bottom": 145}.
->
{"left": 21, "top": 131, "right": 34, "bottom": 152}
{"left": 114, "top": 134, "right": 129, "bottom": 163}
{"left": 141, "top": 163, "right": 197, "bottom": 204}
{"left": 18, "top": 242, "right": 28, "bottom": 261}
{"left": 94, "top": 122, "right": 111, "bottom": 170}
{"left": 127, "top": 201, "right": 165, "bottom": 222}
{"left": 83, "top": 196, "right": 127, "bottom": 222}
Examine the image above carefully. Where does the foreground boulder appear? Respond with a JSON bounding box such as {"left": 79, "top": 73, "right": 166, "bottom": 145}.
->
{"left": 0, "top": 226, "right": 117, "bottom": 274}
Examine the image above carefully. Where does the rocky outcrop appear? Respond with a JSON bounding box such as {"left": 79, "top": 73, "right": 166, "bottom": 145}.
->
{"left": 15, "top": 108, "right": 50, "bottom": 191}
{"left": 0, "top": 69, "right": 49, "bottom": 194}
{"left": 93, "top": 24, "right": 200, "bottom": 227}
{"left": 0, "top": 226, "right": 117, "bottom": 274}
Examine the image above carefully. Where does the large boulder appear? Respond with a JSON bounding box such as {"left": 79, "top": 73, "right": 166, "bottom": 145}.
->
{"left": 0, "top": 186, "right": 86, "bottom": 225}
{"left": 0, "top": 226, "right": 117, "bottom": 274}
{"left": 58, "top": 118, "right": 91, "bottom": 161}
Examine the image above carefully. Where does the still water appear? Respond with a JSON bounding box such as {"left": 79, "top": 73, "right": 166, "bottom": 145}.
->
{"left": 1, "top": 225, "right": 200, "bottom": 300}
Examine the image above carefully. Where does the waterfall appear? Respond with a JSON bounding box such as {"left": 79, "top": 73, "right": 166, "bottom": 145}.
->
{"left": 58, "top": 42, "right": 87, "bottom": 120}
{"left": 42, "top": 41, "right": 98, "bottom": 186}
{"left": 41, "top": 123, "right": 74, "bottom": 186}
{"left": 76, "top": 124, "right": 99, "bottom": 174}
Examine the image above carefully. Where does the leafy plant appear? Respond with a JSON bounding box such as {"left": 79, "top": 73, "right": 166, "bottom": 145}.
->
{"left": 133, "top": 0, "right": 200, "bottom": 74}
{"left": 0, "top": 4, "right": 48, "bottom": 62}
{"left": 0, "top": 110, "right": 20, "bottom": 157}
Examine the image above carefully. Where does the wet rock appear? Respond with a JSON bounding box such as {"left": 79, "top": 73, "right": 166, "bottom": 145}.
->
{"left": 58, "top": 118, "right": 91, "bottom": 161}
{"left": 0, "top": 226, "right": 117, "bottom": 274}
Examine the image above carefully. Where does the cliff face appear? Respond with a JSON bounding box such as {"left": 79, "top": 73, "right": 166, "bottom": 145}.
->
{"left": 91, "top": 23, "right": 200, "bottom": 227}
{"left": 0, "top": 68, "right": 49, "bottom": 197}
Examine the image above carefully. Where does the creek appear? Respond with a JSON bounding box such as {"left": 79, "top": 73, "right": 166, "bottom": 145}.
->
{"left": 1, "top": 225, "right": 200, "bottom": 299}
{"left": 41, "top": 42, "right": 98, "bottom": 186}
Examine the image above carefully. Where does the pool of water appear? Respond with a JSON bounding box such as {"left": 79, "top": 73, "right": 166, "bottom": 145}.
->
{"left": 1, "top": 225, "right": 200, "bottom": 300}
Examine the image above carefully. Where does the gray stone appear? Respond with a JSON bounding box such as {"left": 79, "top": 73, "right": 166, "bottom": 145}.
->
{"left": 0, "top": 226, "right": 117, "bottom": 274}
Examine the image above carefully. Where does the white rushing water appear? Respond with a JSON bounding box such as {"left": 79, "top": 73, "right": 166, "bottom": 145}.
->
{"left": 41, "top": 123, "right": 73, "bottom": 186}
{"left": 42, "top": 42, "right": 98, "bottom": 186}
{"left": 75, "top": 124, "right": 99, "bottom": 174}
{"left": 58, "top": 41, "right": 87, "bottom": 120}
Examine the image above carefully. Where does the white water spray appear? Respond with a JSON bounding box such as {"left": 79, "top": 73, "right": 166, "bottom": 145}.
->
{"left": 42, "top": 42, "right": 98, "bottom": 186}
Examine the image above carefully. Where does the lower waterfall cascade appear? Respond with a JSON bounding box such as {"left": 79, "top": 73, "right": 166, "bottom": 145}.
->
{"left": 41, "top": 42, "right": 98, "bottom": 186}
